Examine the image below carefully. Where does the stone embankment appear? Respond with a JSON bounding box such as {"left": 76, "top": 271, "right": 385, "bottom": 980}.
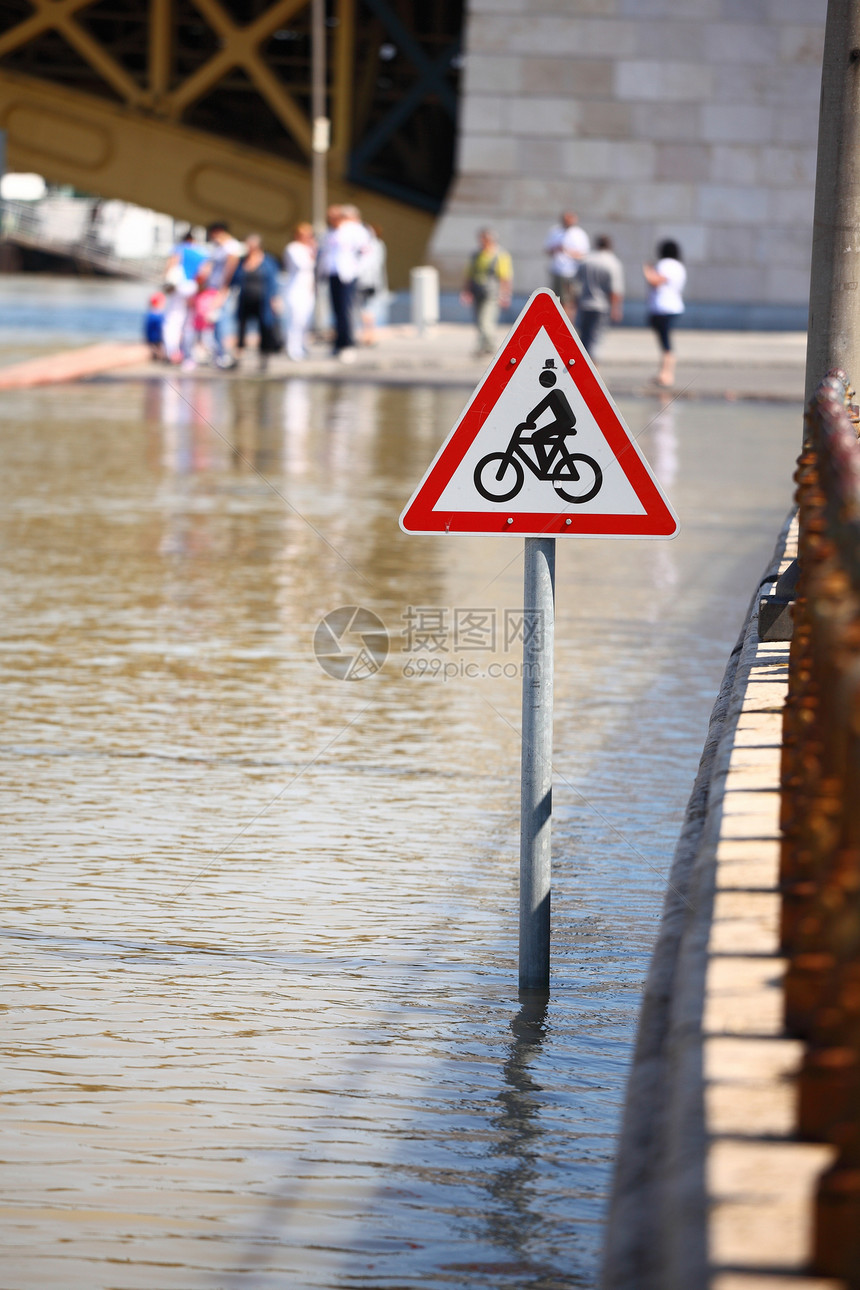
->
{"left": 602, "top": 516, "right": 841, "bottom": 1290}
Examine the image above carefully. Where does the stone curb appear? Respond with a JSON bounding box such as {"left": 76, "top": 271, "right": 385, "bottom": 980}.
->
{"left": 601, "top": 514, "right": 840, "bottom": 1290}
{"left": 0, "top": 342, "right": 152, "bottom": 388}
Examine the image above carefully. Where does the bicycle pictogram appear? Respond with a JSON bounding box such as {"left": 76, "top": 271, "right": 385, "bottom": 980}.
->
{"left": 473, "top": 359, "right": 603, "bottom": 505}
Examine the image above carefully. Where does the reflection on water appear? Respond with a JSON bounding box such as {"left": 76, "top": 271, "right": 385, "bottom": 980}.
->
{"left": 645, "top": 393, "right": 680, "bottom": 602}
{"left": 483, "top": 995, "right": 552, "bottom": 1284}
{"left": 0, "top": 364, "right": 799, "bottom": 1289}
{"left": 650, "top": 390, "right": 679, "bottom": 492}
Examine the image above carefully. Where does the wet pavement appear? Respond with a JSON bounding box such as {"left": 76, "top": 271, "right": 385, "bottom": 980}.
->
{"left": 0, "top": 307, "right": 804, "bottom": 1289}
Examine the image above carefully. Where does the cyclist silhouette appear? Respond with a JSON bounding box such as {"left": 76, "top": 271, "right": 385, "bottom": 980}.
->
{"left": 518, "top": 359, "right": 577, "bottom": 473}
{"left": 473, "top": 358, "right": 603, "bottom": 504}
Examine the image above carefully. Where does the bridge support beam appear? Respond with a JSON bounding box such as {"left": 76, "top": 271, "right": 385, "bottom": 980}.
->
{"left": 0, "top": 69, "right": 434, "bottom": 285}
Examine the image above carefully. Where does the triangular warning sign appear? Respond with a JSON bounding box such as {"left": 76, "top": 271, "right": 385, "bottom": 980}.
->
{"left": 400, "top": 289, "right": 679, "bottom": 538}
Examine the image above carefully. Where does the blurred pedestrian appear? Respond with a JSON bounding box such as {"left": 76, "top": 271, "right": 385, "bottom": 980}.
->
{"left": 461, "top": 228, "right": 513, "bottom": 357}
{"left": 190, "top": 280, "right": 221, "bottom": 365}
{"left": 283, "top": 222, "right": 317, "bottom": 360}
{"left": 199, "top": 221, "right": 243, "bottom": 368}
{"left": 319, "top": 204, "right": 370, "bottom": 360}
{"left": 357, "top": 223, "right": 388, "bottom": 346}
{"left": 144, "top": 291, "right": 166, "bottom": 361}
{"left": 161, "top": 228, "right": 206, "bottom": 365}
{"left": 233, "top": 234, "right": 283, "bottom": 372}
{"left": 544, "top": 211, "right": 589, "bottom": 320}
{"left": 643, "top": 239, "right": 686, "bottom": 388}
{"left": 167, "top": 226, "right": 208, "bottom": 286}
{"left": 575, "top": 235, "right": 624, "bottom": 362}
{"left": 161, "top": 266, "right": 198, "bottom": 366}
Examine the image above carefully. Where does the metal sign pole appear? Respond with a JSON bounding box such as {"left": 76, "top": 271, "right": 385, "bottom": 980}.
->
{"left": 519, "top": 535, "right": 555, "bottom": 994}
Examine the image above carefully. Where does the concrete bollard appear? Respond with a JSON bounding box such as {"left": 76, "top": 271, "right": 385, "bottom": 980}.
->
{"left": 410, "top": 266, "right": 439, "bottom": 335}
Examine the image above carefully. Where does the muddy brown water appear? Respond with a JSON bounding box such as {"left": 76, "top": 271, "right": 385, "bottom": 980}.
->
{"left": 0, "top": 347, "right": 800, "bottom": 1287}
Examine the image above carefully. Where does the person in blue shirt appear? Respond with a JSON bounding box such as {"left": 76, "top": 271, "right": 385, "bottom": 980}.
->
{"left": 169, "top": 228, "right": 208, "bottom": 285}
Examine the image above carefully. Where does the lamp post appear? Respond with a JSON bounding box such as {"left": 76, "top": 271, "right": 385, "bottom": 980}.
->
{"left": 311, "top": 0, "right": 330, "bottom": 334}
{"left": 311, "top": 0, "right": 329, "bottom": 239}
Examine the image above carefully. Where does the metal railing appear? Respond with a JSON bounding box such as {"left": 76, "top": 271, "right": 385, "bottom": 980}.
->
{"left": 780, "top": 370, "right": 860, "bottom": 1282}
{"left": 0, "top": 197, "right": 166, "bottom": 280}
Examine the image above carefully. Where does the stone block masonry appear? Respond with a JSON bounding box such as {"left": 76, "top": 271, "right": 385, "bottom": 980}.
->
{"left": 431, "top": 0, "right": 826, "bottom": 328}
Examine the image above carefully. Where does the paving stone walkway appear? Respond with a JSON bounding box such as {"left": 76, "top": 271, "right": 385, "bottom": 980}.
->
{"left": 0, "top": 322, "right": 809, "bottom": 403}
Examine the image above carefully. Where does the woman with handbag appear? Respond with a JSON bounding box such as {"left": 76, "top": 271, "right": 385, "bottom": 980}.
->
{"left": 233, "top": 234, "right": 283, "bottom": 372}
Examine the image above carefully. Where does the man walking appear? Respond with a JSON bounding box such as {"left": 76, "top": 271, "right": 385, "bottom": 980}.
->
{"left": 574, "top": 235, "right": 625, "bottom": 362}
{"left": 319, "top": 204, "right": 370, "bottom": 360}
{"left": 544, "top": 211, "right": 589, "bottom": 320}
{"left": 461, "top": 228, "right": 513, "bottom": 357}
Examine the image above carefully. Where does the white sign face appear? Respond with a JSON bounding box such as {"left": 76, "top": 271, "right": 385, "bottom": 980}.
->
{"left": 400, "top": 290, "right": 679, "bottom": 539}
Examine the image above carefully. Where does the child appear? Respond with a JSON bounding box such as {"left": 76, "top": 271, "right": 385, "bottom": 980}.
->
{"left": 191, "top": 286, "right": 222, "bottom": 364}
{"left": 144, "top": 292, "right": 166, "bottom": 360}
{"left": 160, "top": 269, "right": 199, "bottom": 367}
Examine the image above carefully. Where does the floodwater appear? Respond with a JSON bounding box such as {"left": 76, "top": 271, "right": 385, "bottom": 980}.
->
{"left": 0, "top": 282, "right": 802, "bottom": 1289}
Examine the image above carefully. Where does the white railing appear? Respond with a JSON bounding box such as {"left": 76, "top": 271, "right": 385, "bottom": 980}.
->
{"left": 1, "top": 196, "right": 171, "bottom": 280}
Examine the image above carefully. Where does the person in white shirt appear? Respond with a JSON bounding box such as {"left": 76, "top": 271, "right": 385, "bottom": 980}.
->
{"left": 643, "top": 239, "right": 687, "bottom": 388}
{"left": 319, "top": 204, "right": 370, "bottom": 359}
{"left": 544, "top": 211, "right": 590, "bottom": 320}
{"left": 283, "top": 222, "right": 317, "bottom": 360}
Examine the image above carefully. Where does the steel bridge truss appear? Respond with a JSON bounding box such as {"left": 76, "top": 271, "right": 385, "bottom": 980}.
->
{"left": 0, "top": 0, "right": 463, "bottom": 275}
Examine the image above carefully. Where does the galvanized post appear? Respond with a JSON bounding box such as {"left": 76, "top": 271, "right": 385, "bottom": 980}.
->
{"left": 310, "top": 0, "right": 329, "bottom": 336}
{"left": 519, "top": 536, "right": 555, "bottom": 994}
{"left": 805, "top": 0, "right": 860, "bottom": 404}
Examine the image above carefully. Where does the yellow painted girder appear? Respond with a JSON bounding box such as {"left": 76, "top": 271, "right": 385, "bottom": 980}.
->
{"left": 0, "top": 0, "right": 99, "bottom": 61}
{"left": 163, "top": 0, "right": 313, "bottom": 150}
{"left": 0, "top": 69, "right": 434, "bottom": 286}
{"left": 1, "top": 0, "right": 338, "bottom": 149}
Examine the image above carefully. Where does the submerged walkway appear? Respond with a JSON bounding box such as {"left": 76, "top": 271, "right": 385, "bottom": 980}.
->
{"left": 0, "top": 358, "right": 804, "bottom": 1287}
